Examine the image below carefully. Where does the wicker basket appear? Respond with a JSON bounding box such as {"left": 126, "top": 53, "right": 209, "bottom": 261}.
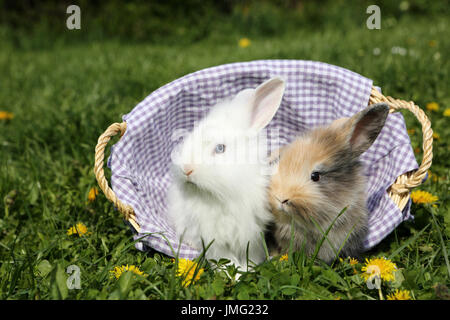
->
{"left": 94, "top": 62, "right": 433, "bottom": 256}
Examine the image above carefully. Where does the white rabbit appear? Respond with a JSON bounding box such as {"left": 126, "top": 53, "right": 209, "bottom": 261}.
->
{"left": 167, "top": 77, "right": 286, "bottom": 269}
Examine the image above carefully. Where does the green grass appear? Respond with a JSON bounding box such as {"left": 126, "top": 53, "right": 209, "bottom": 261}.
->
{"left": 0, "top": 5, "right": 449, "bottom": 300}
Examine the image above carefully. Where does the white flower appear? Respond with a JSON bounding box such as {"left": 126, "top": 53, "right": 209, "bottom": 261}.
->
{"left": 391, "top": 46, "right": 407, "bottom": 56}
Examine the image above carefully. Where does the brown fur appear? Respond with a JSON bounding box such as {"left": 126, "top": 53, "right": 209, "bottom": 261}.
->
{"left": 267, "top": 104, "right": 389, "bottom": 263}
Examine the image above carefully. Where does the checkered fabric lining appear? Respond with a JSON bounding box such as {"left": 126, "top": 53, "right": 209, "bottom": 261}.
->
{"left": 107, "top": 60, "right": 419, "bottom": 259}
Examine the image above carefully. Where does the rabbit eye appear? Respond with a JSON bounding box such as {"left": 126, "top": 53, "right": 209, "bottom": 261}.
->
{"left": 311, "top": 171, "right": 320, "bottom": 182}
{"left": 214, "top": 144, "right": 226, "bottom": 154}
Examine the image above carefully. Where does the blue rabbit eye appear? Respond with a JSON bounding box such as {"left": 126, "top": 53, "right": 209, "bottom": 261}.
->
{"left": 215, "top": 144, "right": 226, "bottom": 154}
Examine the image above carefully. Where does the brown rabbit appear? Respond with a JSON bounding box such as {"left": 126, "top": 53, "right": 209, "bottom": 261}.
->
{"left": 267, "top": 103, "right": 390, "bottom": 264}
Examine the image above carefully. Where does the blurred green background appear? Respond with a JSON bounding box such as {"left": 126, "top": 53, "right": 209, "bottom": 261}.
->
{"left": 1, "top": 0, "right": 449, "bottom": 47}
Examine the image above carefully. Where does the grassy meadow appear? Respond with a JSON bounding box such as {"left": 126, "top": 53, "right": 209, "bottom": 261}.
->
{"left": 0, "top": 0, "right": 449, "bottom": 300}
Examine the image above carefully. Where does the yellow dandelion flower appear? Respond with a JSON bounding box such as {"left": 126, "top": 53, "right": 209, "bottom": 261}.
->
{"left": 88, "top": 187, "right": 99, "bottom": 202}
{"left": 176, "top": 258, "right": 204, "bottom": 287}
{"left": 279, "top": 254, "right": 288, "bottom": 261}
{"left": 67, "top": 222, "right": 91, "bottom": 236}
{"left": 361, "top": 257, "right": 397, "bottom": 282}
{"left": 428, "top": 40, "right": 437, "bottom": 47}
{"left": 443, "top": 109, "right": 450, "bottom": 117}
{"left": 426, "top": 102, "right": 439, "bottom": 112}
{"left": 407, "top": 128, "right": 415, "bottom": 135}
{"left": 387, "top": 289, "right": 412, "bottom": 300}
{"left": 238, "top": 38, "right": 251, "bottom": 48}
{"left": 0, "top": 111, "right": 14, "bottom": 120}
{"left": 110, "top": 264, "right": 146, "bottom": 279}
{"left": 432, "top": 132, "right": 440, "bottom": 140}
{"left": 349, "top": 257, "right": 359, "bottom": 266}
{"left": 410, "top": 190, "right": 438, "bottom": 204}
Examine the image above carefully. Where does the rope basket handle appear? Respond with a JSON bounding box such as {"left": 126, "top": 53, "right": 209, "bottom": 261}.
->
{"left": 94, "top": 87, "right": 433, "bottom": 230}
{"left": 369, "top": 87, "right": 433, "bottom": 210}
{"left": 94, "top": 122, "right": 140, "bottom": 232}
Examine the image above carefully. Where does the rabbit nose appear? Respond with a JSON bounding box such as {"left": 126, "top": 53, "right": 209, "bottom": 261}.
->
{"left": 183, "top": 165, "right": 194, "bottom": 176}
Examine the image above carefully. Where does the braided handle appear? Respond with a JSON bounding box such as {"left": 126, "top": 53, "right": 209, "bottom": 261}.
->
{"left": 369, "top": 87, "right": 433, "bottom": 210}
{"left": 94, "top": 122, "right": 140, "bottom": 232}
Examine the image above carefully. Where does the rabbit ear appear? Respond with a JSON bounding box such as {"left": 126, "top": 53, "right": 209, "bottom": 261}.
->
{"left": 345, "top": 103, "right": 389, "bottom": 157}
{"left": 249, "top": 77, "right": 286, "bottom": 131}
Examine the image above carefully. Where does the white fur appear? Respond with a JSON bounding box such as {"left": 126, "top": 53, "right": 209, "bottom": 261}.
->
{"left": 166, "top": 77, "right": 285, "bottom": 269}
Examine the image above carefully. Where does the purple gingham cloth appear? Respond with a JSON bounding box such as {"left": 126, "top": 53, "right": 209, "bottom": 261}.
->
{"left": 107, "top": 60, "right": 419, "bottom": 259}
